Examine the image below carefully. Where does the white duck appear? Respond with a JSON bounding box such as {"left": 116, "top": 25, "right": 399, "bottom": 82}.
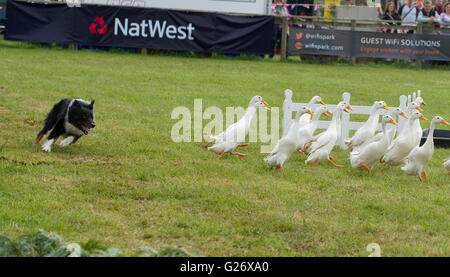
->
{"left": 335, "top": 100, "right": 352, "bottom": 144}
{"left": 353, "top": 107, "right": 408, "bottom": 153}
{"left": 406, "top": 101, "right": 423, "bottom": 116}
{"left": 344, "top": 101, "right": 389, "bottom": 151}
{"left": 350, "top": 115, "right": 398, "bottom": 175}
{"left": 382, "top": 107, "right": 408, "bottom": 142}
{"left": 209, "top": 95, "right": 269, "bottom": 144}
{"left": 410, "top": 100, "right": 426, "bottom": 149}
{"left": 305, "top": 102, "right": 349, "bottom": 167}
{"left": 395, "top": 102, "right": 423, "bottom": 139}
{"left": 444, "top": 158, "right": 450, "bottom": 175}
{"left": 208, "top": 101, "right": 269, "bottom": 158}
{"left": 303, "top": 101, "right": 352, "bottom": 154}
{"left": 380, "top": 110, "right": 428, "bottom": 173}
{"left": 402, "top": 116, "right": 449, "bottom": 181}
{"left": 296, "top": 105, "right": 331, "bottom": 152}
{"left": 265, "top": 106, "right": 313, "bottom": 171}
{"left": 406, "top": 95, "right": 426, "bottom": 147}
{"left": 298, "top": 96, "right": 326, "bottom": 128}
{"left": 414, "top": 96, "right": 427, "bottom": 107}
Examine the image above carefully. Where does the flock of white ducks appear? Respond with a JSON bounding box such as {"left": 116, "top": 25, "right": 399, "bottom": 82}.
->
{"left": 207, "top": 95, "right": 449, "bottom": 180}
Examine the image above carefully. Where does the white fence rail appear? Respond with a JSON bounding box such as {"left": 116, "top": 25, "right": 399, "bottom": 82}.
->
{"left": 282, "top": 89, "right": 421, "bottom": 149}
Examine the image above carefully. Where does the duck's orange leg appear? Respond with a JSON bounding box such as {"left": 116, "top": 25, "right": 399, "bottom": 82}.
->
{"left": 379, "top": 162, "right": 387, "bottom": 174}
{"left": 299, "top": 143, "right": 312, "bottom": 154}
{"left": 421, "top": 171, "right": 427, "bottom": 179}
{"left": 328, "top": 157, "right": 344, "bottom": 168}
{"left": 237, "top": 144, "right": 248, "bottom": 147}
{"left": 218, "top": 152, "right": 225, "bottom": 158}
{"left": 230, "top": 152, "right": 246, "bottom": 157}
{"left": 357, "top": 163, "right": 371, "bottom": 175}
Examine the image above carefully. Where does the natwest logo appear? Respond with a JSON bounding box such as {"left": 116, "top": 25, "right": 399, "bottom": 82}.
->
{"left": 89, "top": 17, "right": 108, "bottom": 35}
{"left": 114, "top": 18, "right": 195, "bottom": 40}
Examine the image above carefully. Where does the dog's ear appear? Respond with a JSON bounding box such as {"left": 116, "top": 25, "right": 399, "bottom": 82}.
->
{"left": 90, "top": 100, "right": 95, "bottom": 107}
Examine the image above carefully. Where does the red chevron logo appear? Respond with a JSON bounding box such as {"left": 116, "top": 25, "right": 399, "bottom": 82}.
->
{"left": 89, "top": 17, "right": 108, "bottom": 35}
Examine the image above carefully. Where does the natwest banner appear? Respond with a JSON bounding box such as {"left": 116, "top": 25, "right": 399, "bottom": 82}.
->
{"left": 5, "top": 0, "right": 274, "bottom": 55}
{"left": 289, "top": 27, "right": 450, "bottom": 61}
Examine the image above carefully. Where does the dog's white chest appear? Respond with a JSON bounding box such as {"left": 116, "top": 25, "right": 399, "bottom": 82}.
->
{"left": 64, "top": 121, "right": 83, "bottom": 136}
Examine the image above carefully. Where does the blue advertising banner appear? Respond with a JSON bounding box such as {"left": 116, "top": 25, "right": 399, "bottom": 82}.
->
{"left": 5, "top": 1, "right": 74, "bottom": 44}
{"left": 354, "top": 32, "right": 450, "bottom": 61}
{"left": 289, "top": 27, "right": 450, "bottom": 61}
{"left": 5, "top": 0, "right": 274, "bottom": 55}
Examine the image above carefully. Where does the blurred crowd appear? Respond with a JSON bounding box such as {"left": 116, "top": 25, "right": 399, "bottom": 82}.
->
{"left": 379, "top": 0, "right": 450, "bottom": 33}
{"left": 271, "top": 0, "right": 314, "bottom": 16}
{"left": 271, "top": 0, "right": 450, "bottom": 33}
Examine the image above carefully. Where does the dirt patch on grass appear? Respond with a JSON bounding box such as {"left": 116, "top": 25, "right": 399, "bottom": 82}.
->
{"left": 24, "top": 119, "right": 41, "bottom": 126}
{"left": 0, "top": 107, "right": 10, "bottom": 114}
{"left": 71, "top": 157, "right": 113, "bottom": 166}
{"left": 0, "top": 156, "right": 52, "bottom": 166}
{"left": 50, "top": 156, "right": 114, "bottom": 166}
{"left": 39, "top": 175, "right": 80, "bottom": 187}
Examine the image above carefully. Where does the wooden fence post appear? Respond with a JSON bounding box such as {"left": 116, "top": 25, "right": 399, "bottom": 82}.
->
{"left": 350, "top": 20, "right": 356, "bottom": 66}
{"left": 68, "top": 43, "right": 78, "bottom": 51}
{"left": 416, "top": 23, "right": 423, "bottom": 69}
{"left": 140, "top": 48, "right": 148, "bottom": 55}
{"left": 280, "top": 17, "right": 288, "bottom": 61}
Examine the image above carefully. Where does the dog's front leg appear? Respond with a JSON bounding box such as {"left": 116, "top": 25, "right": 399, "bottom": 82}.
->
{"left": 42, "top": 124, "right": 64, "bottom": 152}
{"left": 42, "top": 139, "right": 55, "bottom": 152}
{"left": 59, "top": 136, "right": 75, "bottom": 147}
{"left": 70, "top": 135, "right": 83, "bottom": 145}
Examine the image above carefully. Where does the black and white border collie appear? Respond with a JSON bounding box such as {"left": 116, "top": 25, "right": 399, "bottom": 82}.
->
{"left": 35, "top": 98, "right": 96, "bottom": 152}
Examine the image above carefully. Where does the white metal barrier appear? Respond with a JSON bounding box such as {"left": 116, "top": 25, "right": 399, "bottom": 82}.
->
{"left": 282, "top": 89, "right": 421, "bottom": 149}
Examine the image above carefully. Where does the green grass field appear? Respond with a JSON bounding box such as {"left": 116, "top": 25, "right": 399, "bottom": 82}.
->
{"left": 0, "top": 38, "right": 449, "bottom": 256}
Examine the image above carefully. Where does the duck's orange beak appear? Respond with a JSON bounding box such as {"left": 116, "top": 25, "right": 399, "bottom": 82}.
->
{"left": 400, "top": 111, "right": 408, "bottom": 119}
{"left": 416, "top": 106, "right": 424, "bottom": 112}
{"left": 420, "top": 115, "right": 428, "bottom": 121}
{"left": 344, "top": 108, "right": 349, "bottom": 113}
{"left": 264, "top": 106, "right": 270, "bottom": 111}
{"left": 307, "top": 109, "right": 314, "bottom": 116}
{"left": 422, "top": 100, "right": 427, "bottom": 106}
{"left": 442, "top": 119, "right": 449, "bottom": 125}
{"left": 390, "top": 119, "right": 398, "bottom": 126}
{"left": 322, "top": 112, "right": 329, "bottom": 117}
{"left": 347, "top": 105, "right": 354, "bottom": 111}
{"left": 383, "top": 105, "right": 389, "bottom": 110}
{"left": 327, "top": 109, "right": 333, "bottom": 114}
{"left": 320, "top": 100, "right": 325, "bottom": 105}
{"left": 262, "top": 99, "right": 269, "bottom": 106}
